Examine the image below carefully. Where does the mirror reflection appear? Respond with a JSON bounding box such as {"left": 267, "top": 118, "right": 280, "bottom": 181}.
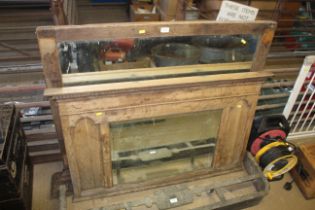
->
{"left": 110, "top": 110, "right": 222, "bottom": 185}
{"left": 58, "top": 35, "right": 257, "bottom": 74}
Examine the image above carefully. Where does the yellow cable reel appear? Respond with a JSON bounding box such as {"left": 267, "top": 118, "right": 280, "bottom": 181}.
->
{"left": 255, "top": 142, "right": 297, "bottom": 180}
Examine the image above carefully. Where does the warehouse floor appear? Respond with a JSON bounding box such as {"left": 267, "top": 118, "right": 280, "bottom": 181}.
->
{"left": 32, "top": 161, "right": 315, "bottom": 210}
{"left": 245, "top": 174, "right": 315, "bottom": 210}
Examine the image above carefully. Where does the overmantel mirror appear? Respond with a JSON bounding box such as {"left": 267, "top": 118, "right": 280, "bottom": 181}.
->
{"left": 37, "top": 21, "right": 276, "bottom": 203}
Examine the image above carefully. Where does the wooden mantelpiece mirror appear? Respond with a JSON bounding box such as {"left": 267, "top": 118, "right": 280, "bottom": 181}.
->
{"left": 36, "top": 21, "right": 276, "bottom": 199}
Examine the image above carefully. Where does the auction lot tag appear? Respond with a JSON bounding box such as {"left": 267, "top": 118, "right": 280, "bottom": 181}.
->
{"left": 217, "top": 0, "right": 258, "bottom": 21}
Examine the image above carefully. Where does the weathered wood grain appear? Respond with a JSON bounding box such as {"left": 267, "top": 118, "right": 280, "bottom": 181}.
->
{"left": 54, "top": 76, "right": 267, "bottom": 197}
{"left": 38, "top": 21, "right": 274, "bottom": 198}
{"left": 36, "top": 21, "right": 276, "bottom": 89}
{"left": 62, "top": 62, "right": 252, "bottom": 86}
{"left": 36, "top": 20, "right": 276, "bottom": 41}
{"left": 37, "top": 38, "right": 63, "bottom": 87}
{"left": 45, "top": 71, "right": 272, "bottom": 98}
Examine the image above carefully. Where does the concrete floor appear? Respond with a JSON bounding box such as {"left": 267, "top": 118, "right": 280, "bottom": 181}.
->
{"left": 32, "top": 161, "right": 315, "bottom": 210}
{"left": 32, "top": 162, "right": 63, "bottom": 210}
{"left": 246, "top": 174, "right": 315, "bottom": 210}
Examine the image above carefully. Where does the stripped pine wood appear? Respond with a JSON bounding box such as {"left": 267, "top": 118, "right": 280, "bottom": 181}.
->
{"left": 49, "top": 76, "right": 269, "bottom": 197}
{"left": 38, "top": 21, "right": 275, "bottom": 199}
{"left": 37, "top": 38, "right": 63, "bottom": 87}
{"left": 62, "top": 62, "right": 252, "bottom": 86}
{"left": 45, "top": 72, "right": 272, "bottom": 97}
{"left": 71, "top": 118, "right": 105, "bottom": 190}
{"left": 36, "top": 21, "right": 276, "bottom": 90}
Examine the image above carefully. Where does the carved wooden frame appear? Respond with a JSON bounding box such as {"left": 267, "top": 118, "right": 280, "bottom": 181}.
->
{"left": 37, "top": 21, "right": 276, "bottom": 198}
{"left": 45, "top": 72, "right": 271, "bottom": 197}
{"left": 37, "top": 20, "right": 277, "bottom": 88}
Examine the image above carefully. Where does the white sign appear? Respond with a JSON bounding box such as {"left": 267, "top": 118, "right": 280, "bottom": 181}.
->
{"left": 216, "top": 0, "right": 258, "bottom": 21}
{"left": 169, "top": 197, "right": 178, "bottom": 204}
{"left": 160, "top": 27, "right": 170, "bottom": 33}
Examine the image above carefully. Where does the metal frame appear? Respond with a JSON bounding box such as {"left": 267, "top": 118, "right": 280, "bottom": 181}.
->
{"left": 283, "top": 55, "right": 315, "bottom": 139}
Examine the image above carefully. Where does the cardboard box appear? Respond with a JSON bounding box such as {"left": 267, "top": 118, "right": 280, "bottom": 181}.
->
{"left": 158, "top": 0, "right": 178, "bottom": 21}
{"left": 251, "top": 1, "right": 277, "bottom": 10}
{"left": 200, "top": 0, "right": 278, "bottom": 20}
{"left": 130, "top": 3, "right": 160, "bottom": 22}
{"left": 201, "top": 0, "right": 276, "bottom": 10}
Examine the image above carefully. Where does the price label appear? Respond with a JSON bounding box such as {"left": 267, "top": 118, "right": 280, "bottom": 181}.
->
{"left": 216, "top": 0, "right": 258, "bottom": 21}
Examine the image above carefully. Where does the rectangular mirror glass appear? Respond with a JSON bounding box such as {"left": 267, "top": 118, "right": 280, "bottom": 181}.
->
{"left": 58, "top": 35, "right": 257, "bottom": 74}
{"left": 110, "top": 110, "right": 222, "bottom": 185}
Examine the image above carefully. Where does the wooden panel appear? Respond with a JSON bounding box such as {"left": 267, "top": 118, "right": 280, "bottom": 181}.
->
{"left": 50, "top": 99, "right": 68, "bottom": 166}
{"left": 45, "top": 71, "right": 272, "bottom": 98}
{"left": 61, "top": 116, "right": 81, "bottom": 195}
{"left": 103, "top": 96, "right": 248, "bottom": 123}
{"left": 36, "top": 21, "right": 276, "bottom": 41}
{"left": 299, "top": 143, "right": 315, "bottom": 173}
{"left": 291, "top": 143, "right": 315, "bottom": 199}
{"left": 100, "top": 123, "right": 113, "bottom": 188}
{"left": 37, "top": 38, "right": 63, "bottom": 87}
{"left": 69, "top": 117, "right": 106, "bottom": 191}
{"left": 56, "top": 83, "right": 262, "bottom": 116}
{"left": 252, "top": 28, "right": 276, "bottom": 71}
{"left": 291, "top": 167, "right": 315, "bottom": 199}
{"left": 62, "top": 62, "right": 253, "bottom": 86}
{"left": 213, "top": 96, "right": 258, "bottom": 168}
{"left": 56, "top": 80, "right": 265, "bottom": 197}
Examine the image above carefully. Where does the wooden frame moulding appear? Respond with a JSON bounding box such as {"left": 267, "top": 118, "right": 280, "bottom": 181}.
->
{"left": 37, "top": 20, "right": 277, "bottom": 88}
{"left": 45, "top": 71, "right": 272, "bottom": 198}
{"left": 37, "top": 21, "right": 276, "bottom": 198}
